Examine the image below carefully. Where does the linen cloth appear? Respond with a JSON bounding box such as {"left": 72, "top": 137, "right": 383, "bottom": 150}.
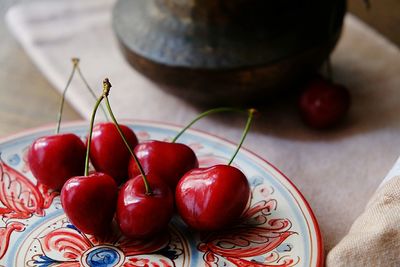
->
{"left": 327, "top": 173, "right": 400, "bottom": 266}
{"left": 5, "top": 0, "right": 400, "bottom": 259}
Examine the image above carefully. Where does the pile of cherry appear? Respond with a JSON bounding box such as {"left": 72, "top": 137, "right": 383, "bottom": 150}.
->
{"left": 27, "top": 78, "right": 254, "bottom": 239}
{"left": 26, "top": 57, "right": 351, "bottom": 240}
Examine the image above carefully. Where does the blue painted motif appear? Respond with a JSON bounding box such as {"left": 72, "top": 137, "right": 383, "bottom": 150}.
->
{"left": 158, "top": 245, "right": 181, "bottom": 260}
{"left": 7, "top": 154, "right": 20, "bottom": 166}
{"left": 66, "top": 224, "right": 80, "bottom": 232}
{"left": 33, "top": 255, "right": 62, "bottom": 267}
{"left": 277, "top": 243, "right": 293, "bottom": 253}
{"left": 0, "top": 122, "right": 316, "bottom": 266}
{"left": 249, "top": 175, "right": 264, "bottom": 187}
{"left": 86, "top": 247, "right": 120, "bottom": 267}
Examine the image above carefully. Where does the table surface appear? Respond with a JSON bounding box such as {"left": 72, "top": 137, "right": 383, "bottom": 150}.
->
{"left": 0, "top": 1, "right": 81, "bottom": 138}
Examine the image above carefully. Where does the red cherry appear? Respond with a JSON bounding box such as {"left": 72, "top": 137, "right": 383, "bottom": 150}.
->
{"left": 61, "top": 172, "right": 118, "bottom": 236}
{"left": 175, "top": 164, "right": 250, "bottom": 231}
{"left": 28, "top": 133, "right": 86, "bottom": 191}
{"left": 299, "top": 77, "right": 351, "bottom": 129}
{"left": 129, "top": 140, "right": 198, "bottom": 190}
{"left": 116, "top": 174, "right": 174, "bottom": 239}
{"left": 89, "top": 122, "right": 138, "bottom": 184}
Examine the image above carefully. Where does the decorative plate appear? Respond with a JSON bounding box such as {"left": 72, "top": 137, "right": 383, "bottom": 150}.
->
{"left": 0, "top": 121, "right": 322, "bottom": 267}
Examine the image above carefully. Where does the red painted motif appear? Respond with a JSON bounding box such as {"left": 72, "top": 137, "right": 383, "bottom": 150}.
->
{"left": 0, "top": 156, "right": 57, "bottom": 259}
{"left": 198, "top": 184, "right": 298, "bottom": 267}
{"left": 0, "top": 222, "right": 25, "bottom": 259}
{"left": 31, "top": 222, "right": 177, "bottom": 266}
{"left": 0, "top": 125, "right": 320, "bottom": 266}
{"left": 123, "top": 257, "right": 173, "bottom": 267}
{"left": 136, "top": 131, "right": 151, "bottom": 140}
{"left": 0, "top": 158, "right": 57, "bottom": 219}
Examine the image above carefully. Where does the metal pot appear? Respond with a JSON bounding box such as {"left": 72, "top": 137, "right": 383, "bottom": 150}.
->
{"left": 113, "top": 0, "right": 346, "bottom": 105}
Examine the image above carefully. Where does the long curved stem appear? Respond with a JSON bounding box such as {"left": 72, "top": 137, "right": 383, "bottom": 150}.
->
{"left": 102, "top": 79, "right": 152, "bottom": 195}
{"left": 84, "top": 94, "right": 105, "bottom": 176}
{"left": 55, "top": 58, "right": 78, "bottom": 134}
{"left": 172, "top": 107, "right": 246, "bottom": 143}
{"left": 228, "top": 109, "right": 256, "bottom": 166}
{"left": 76, "top": 65, "right": 109, "bottom": 121}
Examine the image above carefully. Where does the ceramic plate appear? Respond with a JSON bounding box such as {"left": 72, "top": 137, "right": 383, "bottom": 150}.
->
{"left": 0, "top": 121, "right": 322, "bottom": 267}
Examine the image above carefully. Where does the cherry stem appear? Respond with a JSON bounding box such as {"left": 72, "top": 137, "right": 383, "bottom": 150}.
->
{"left": 102, "top": 79, "right": 152, "bottom": 195}
{"left": 76, "top": 64, "right": 109, "bottom": 121}
{"left": 172, "top": 107, "right": 247, "bottom": 143}
{"left": 55, "top": 58, "right": 78, "bottom": 134}
{"left": 56, "top": 58, "right": 110, "bottom": 135}
{"left": 84, "top": 81, "right": 109, "bottom": 176}
{"left": 228, "top": 109, "right": 256, "bottom": 166}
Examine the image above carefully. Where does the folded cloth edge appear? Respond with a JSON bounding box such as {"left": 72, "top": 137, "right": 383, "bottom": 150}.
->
{"left": 327, "top": 175, "right": 400, "bottom": 266}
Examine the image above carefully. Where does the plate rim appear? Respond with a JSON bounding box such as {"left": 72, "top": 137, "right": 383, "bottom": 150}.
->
{"left": 0, "top": 119, "right": 324, "bottom": 266}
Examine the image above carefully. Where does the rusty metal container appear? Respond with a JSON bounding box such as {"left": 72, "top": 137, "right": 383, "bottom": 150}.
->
{"left": 113, "top": 0, "right": 346, "bottom": 105}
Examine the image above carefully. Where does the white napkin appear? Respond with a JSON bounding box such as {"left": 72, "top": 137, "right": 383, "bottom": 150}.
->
{"left": 5, "top": 0, "right": 400, "bottom": 251}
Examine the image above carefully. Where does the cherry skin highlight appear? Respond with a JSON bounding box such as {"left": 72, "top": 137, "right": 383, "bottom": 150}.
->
{"left": 175, "top": 164, "right": 250, "bottom": 231}
{"left": 299, "top": 77, "right": 351, "bottom": 129}
{"left": 129, "top": 140, "right": 198, "bottom": 190}
{"left": 28, "top": 133, "right": 86, "bottom": 191}
{"left": 89, "top": 122, "right": 138, "bottom": 184}
{"left": 61, "top": 172, "right": 118, "bottom": 236}
{"left": 116, "top": 174, "right": 174, "bottom": 239}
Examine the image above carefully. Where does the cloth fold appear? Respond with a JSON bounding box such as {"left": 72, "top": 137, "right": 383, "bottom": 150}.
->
{"left": 5, "top": 0, "right": 400, "bottom": 260}
{"left": 327, "top": 175, "right": 400, "bottom": 266}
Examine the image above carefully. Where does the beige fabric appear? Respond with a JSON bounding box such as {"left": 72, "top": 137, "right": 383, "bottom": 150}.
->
{"left": 327, "top": 176, "right": 400, "bottom": 266}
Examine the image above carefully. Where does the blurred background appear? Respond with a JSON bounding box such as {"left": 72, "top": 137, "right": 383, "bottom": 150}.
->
{"left": 0, "top": 0, "right": 399, "bottom": 136}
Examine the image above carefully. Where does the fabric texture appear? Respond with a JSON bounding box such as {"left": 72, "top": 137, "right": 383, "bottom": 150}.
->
{"left": 327, "top": 175, "right": 400, "bottom": 266}
{"left": 5, "top": 0, "right": 400, "bottom": 259}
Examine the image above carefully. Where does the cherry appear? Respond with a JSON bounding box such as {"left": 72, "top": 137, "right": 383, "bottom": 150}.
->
{"left": 175, "top": 109, "right": 255, "bottom": 231}
{"left": 176, "top": 165, "right": 250, "bottom": 231}
{"left": 28, "top": 134, "right": 86, "bottom": 190}
{"left": 116, "top": 174, "right": 173, "bottom": 239}
{"left": 28, "top": 59, "right": 89, "bottom": 191}
{"left": 129, "top": 140, "right": 198, "bottom": 190}
{"left": 61, "top": 78, "right": 118, "bottom": 235}
{"left": 89, "top": 122, "right": 138, "bottom": 184}
{"left": 100, "top": 79, "right": 174, "bottom": 238}
{"left": 61, "top": 172, "right": 118, "bottom": 235}
{"left": 128, "top": 108, "right": 245, "bottom": 190}
{"left": 298, "top": 76, "right": 350, "bottom": 129}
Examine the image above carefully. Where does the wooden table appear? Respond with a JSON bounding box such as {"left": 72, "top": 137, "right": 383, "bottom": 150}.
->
{"left": 0, "top": 1, "right": 81, "bottom": 137}
{"left": 0, "top": 46, "right": 81, "bottom": 137}
{"left": 0, "top": 1, "right": 398, "bottom": 137}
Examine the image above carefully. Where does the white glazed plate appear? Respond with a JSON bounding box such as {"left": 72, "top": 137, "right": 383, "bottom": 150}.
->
{"left": 0, "top": 121, "right": 322, "bottom": 267}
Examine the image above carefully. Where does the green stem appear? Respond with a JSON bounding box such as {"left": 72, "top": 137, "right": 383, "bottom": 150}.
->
{"left": 76, "top": 64, "right": 110, "bottom": 121}
{"left": 84, "top": 94, "right": 105, "bottom": 177}
{"left": 172, "top": 107, "right": 246, "bottom": 143}
{"left": 228, "top": 109, "right": 256, "bottom": 166}
{"left": 102, "top": 79, "right": 152, "bottom": 195}
{"left": 55, "top": 58, "right": 78, "bottom": 134}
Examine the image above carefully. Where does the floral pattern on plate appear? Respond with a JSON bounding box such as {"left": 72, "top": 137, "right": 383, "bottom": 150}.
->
{"left": 0, "top": 121, "right": 322, "bottom": 267}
